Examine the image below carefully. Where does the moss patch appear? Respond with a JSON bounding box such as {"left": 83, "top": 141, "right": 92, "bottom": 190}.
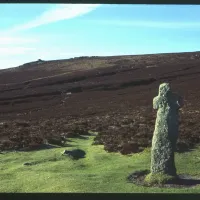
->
{"left": 144, "top": 172, "right": 177, "bottom": 185}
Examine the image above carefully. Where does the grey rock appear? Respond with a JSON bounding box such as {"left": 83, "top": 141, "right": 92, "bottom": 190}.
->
{"left": 62, "top": 149, "right": 86, "bottom": 160}
{"left": 151, "top": 83, "right": 183, "bottom": 176}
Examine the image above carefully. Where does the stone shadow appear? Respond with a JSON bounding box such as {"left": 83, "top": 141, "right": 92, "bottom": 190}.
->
{"left": 171, "top": 175, "right": 200, "bottom": 187}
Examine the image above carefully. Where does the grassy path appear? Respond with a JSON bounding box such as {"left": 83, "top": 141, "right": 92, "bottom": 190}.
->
{"left": 1, "top": 134, "right": 200, "bottom": 192}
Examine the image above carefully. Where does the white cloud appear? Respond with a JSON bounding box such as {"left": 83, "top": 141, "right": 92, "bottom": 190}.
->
{"left": 9, "top": 4, "right": 100, "bottom": 32}
{"left": 0, "top": 4, "right": 101, "bottom": 69}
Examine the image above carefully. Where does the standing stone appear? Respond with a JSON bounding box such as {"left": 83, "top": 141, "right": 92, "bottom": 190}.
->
{"left": 145, "top": 83, "right": 183, "bottom": 184}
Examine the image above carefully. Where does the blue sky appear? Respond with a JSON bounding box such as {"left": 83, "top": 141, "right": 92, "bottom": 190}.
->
{"left": 1, "top": 4, "right": 200, "bottom": 69}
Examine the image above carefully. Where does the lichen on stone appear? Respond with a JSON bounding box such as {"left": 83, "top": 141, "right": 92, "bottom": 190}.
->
{"left": 150, "top": 83, "right": 183, "bottom": 177}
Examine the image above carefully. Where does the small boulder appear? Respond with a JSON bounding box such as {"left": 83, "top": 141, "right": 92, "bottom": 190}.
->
{"left": 62, "top": 149, "right": 86, "bottom": 160}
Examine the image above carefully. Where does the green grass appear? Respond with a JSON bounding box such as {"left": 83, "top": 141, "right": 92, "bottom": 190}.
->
{"left": 1, "top": 134, "right": 200, "bottom": 193}
{"left": 144, "top": 173, "right": 176, "bottom": 185}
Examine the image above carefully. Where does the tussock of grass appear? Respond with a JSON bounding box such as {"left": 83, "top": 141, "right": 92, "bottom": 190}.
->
{"left": 144, "top": 173, "right": 176, "bottom": 185}
{"left": 0, "top": 135, "right": 200, "bottom": 192}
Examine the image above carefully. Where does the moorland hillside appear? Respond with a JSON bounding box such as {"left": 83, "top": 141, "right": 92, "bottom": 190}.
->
{"left": 0, "top": 52, "right": 200, "bottom": 153}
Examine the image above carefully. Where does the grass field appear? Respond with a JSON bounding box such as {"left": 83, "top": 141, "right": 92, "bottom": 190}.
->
{"left": 1, "top": 134, "right": 200, "bottom": 193}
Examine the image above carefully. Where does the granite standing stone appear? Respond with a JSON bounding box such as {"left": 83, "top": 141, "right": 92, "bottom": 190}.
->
{"left": 151, "top": 83, "right": 183, "bottom": 176}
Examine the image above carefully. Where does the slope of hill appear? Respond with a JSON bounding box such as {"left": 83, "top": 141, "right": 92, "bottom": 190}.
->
{"left": 1, "top": 51, "right": 200, "bottom": 154}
